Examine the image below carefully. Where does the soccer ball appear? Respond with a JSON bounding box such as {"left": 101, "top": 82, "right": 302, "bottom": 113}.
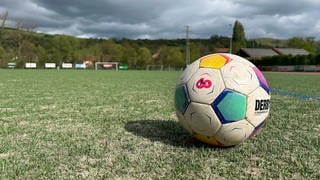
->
{"left": 174, "top": 53, "right": 270, "bottom": 146}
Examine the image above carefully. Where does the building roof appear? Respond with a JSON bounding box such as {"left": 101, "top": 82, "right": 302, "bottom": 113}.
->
{"left": 214, "top": 48, "right": 229, "bottom": 53}
{"left": 272, "top": 48, "right": 310, "bottom": 55}
{"left": 238, "top": 48, "right": 279, "bottom": 59}
{"left": 238, "top": 48, "right": 310, "bottom": 60}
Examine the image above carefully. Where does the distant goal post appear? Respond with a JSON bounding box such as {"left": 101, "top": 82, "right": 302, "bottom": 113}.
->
{"left": 95, "top": 62, "right": 119, "bottom": 70}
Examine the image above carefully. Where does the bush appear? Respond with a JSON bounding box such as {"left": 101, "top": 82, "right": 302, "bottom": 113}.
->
{"left": 255, "top": 54, "right": 319, "bottom": 66}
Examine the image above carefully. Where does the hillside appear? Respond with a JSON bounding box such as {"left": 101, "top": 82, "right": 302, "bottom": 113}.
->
{"left": 253, "top": 38, "right": 288, "bottom": 48}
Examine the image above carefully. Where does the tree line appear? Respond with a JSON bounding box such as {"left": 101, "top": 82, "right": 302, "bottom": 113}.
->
{"left": 1, "top": 10, "right": 320, "bottom": 69}
{"left": 0, "top": 29, "right": 228, "bottom": 69}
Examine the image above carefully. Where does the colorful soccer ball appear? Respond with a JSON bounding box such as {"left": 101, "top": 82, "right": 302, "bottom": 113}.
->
{"left": 174, "top": 53, "right": 270, "bottom": 146}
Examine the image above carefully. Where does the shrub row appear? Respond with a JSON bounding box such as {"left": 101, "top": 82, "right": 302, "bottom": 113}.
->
{"left": 253, "top": 54, "right": 320, "bottom": 66}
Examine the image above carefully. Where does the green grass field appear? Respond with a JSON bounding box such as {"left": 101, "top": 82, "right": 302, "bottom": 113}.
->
{"left": 0, "top": 70, "right": 319, "bottom": 179}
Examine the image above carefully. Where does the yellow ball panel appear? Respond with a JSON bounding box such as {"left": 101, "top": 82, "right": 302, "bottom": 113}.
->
{"left": 199, "top": 54, "right": 229, "bottom": 69}
{"left": 193, "top": 133, "right": 224, "bottom": 146}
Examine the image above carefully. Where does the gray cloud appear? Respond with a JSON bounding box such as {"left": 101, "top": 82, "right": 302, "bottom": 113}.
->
{"left": 0, "top": 0, "right": 319, "bottom": 39}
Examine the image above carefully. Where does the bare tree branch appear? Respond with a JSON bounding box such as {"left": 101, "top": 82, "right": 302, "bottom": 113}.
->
{"left": 0, "top": 10, "right": 9, "bottom": 43}
{"left": 0, "top": 10, "right": 8, "bottom": 30}
{"left": 24, "top": 21, "right": 37, "bottom": 32}
{"left": 15, "top": 18, "right": 23, "bottom": 59}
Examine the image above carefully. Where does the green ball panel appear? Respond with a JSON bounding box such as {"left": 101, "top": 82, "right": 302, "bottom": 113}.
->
{"left": 174, "top": 85, "right": 189, "bottom": 113}
{"left": 212, "top": 90, "right": 247, "bottom": 123}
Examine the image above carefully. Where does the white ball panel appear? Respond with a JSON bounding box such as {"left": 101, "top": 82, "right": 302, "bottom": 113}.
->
{"left": 221, "top": 60, "right": 259, "bottom": 95}
{"left": 230, "top": 54, "right": 256, "bottom": 67}
{"left": 215, "top": 120, "right": 254, "bottom": 146}
{"left": 184, "top": 102, "right": 221, "bottom": 136}
{"left": 176, "top": 111, "right": 193, "bottom": 134}
{"left": 246, "top": 87, "right": 271, "bottom": 127}
{"left": 187, "top": 68, "right": 225, "bottom": 104}
{"left": 178, "top": 60, "right": 200, "bottom": 85}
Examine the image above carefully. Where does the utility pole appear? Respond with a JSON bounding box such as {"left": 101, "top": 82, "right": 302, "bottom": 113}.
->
{"left": 229, "top": 24, "right": 233, "bottom": 54}
{"left": 15, "top": 19, "right": 22, "bottom": 60}
{"left": 185, "top": 25, "right": 190, "bottom": 67}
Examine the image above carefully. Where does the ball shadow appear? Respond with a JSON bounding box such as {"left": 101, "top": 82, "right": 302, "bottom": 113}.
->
{"left": 125, "top": 119, "right": 226, "bottom": 149}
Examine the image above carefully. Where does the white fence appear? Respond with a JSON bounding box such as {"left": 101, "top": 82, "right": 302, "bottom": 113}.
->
{"left": 261, "top": 65, "right": 320, "bottom": 72}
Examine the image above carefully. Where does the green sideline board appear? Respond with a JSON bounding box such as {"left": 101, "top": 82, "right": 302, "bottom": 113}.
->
{"left": 119, "top": 65, "right": 128, "bottom": 70}
{"left": 8, "top": 62, "right": 16, "bottom": 69}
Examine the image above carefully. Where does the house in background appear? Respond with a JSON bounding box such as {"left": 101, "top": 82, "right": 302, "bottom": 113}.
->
{"left": 214, "top": 48, "right": 229, "bottom": 53}
{"left": 272, "top": 48, "right": 310, "bottom": 56}
{"left": 237, "top": 48, "right": 279, "bottom": 60}
{"left": 237, "top": 48, "right": 310, "bottom": 60}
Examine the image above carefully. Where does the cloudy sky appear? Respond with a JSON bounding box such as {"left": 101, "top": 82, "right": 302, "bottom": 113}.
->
{"left": 1, "top": 0, "right": 320, "bottom": 39}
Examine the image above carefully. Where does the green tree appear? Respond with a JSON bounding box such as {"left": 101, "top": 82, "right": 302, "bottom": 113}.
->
{"left": 71, "top": 51, "right": 80, "bottom": 63}
{"left": 20, "top": 40, "right": 36, "bottom": 62}
{"left": 190, "top": 42, "right": 201, "bottom": 62}
{"left": 232, "top": 20, "right": 246, "bottom": 53}
{"left": 169, "top": 47, "right": 184, "bottom": 68}
{"left": 0, "top": 45, "right": 5, "bottom": 67}
{"left": 122, "top": 43, "right": 137, "bottom": 67}
{"left": 58, "top": 36, "right": 72, "bottom": 62}
{"left": 158, "top": 46, "right": 170, "bottom": 66}
{"left": 48, "top": 47, "right": 61, "bottom": 64}
{"left": 159, "top": 46, "right": 184, "bottom": 68}
{"left": 88, "top": 43, "right": 104, "bottom": 61}
{"left": 136, "top": 47, "right": 152, "bottom": 68}
{"left": 210, "top": 35, "right": 230, "bottom": 48}
{"left": 315, "top": 41, "right": 320, "bottom": 54}
{"left": 0, "top": 45, "right": 4, "bottom": 56}
{"left": 287, "top": 37, "right": 316, "bottom": 54}
{"left": 103, "top": 40, "right": 123, "bottom": 62}
{"left": 35, "top": 45, "right": 47, "bottom": 67}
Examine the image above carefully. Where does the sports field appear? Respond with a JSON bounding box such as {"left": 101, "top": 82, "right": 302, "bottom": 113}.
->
{"left": 0, "top": 70, "right": 319, "bottom": 179}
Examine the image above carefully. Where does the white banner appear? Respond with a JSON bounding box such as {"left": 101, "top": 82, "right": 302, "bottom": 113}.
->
{"left": 62, "top": 63, "right": 73, "bottom": 69}
{"left": 75, "top": 64, "right": 86, "bottom": 69}
{"left": 25, "top": 63, "right": 37, "bottom": 68}
{"left": 45, "top": 63, "right": 56, "bottom": 68}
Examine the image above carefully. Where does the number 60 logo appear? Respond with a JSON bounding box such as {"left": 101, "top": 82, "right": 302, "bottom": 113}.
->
{"left": 196, "top": 78, "right": 212, "bottom": 89}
